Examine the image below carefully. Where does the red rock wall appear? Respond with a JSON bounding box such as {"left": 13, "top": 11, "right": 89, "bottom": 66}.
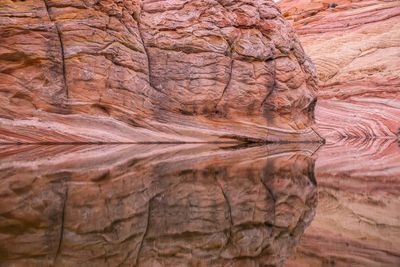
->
{"left": 279, "top": 0, "right": 400, "bottom": 142}
{"left": 0, "top": 0, "right": 321, "bottom": 143}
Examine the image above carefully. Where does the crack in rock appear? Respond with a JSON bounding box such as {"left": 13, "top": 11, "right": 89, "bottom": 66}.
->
{"left": 43, "top": 0, "right": 69, "bottom": 99}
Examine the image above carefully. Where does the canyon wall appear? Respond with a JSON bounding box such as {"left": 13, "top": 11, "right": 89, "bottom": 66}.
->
{"left": 279, "top": 0, "right": 400, "bottom": 142}
{"left": 278, "top": 1, "right": 400, "bottom": 265}
{"left": 0, "top": 0, "right": 321, "bottom": 143}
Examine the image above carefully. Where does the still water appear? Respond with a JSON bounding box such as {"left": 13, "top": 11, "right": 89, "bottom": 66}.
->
{"left": 0, "top": 140, "right": 399, "bottom": 266}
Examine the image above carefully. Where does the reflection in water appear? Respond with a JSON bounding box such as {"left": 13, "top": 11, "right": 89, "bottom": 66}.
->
{"left": 286, "top": 139, "right": 400, "bottom": 267}
{"left": 0, "top": 144, "right": 318, "bottom": 266}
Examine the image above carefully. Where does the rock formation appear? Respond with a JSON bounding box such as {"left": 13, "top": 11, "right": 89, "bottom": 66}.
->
{"left": 277, "top": 1, "right": 400, "bottom": 264}
{"left": 0, "top": 0, "right": 321, "bottom": 143}
{"left": 279, "top": 0, "right": 400, "bottom": 142}
{"left": 0, "top": 143, "right": 318, "bottom": 266}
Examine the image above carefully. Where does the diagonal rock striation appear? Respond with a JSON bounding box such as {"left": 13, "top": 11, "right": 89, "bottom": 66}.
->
{"left": 0, "top": 0, "right": 321, "bottom": 143}
{"left": 278, "top": 0, "right": 400, "bottom": 142}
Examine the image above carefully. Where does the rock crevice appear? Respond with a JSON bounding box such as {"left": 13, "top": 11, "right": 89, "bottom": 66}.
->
{"left": 43, "top": 0, "right": 69, "bottom": 99}
{"left": 0, "top": 0, "right": 321, "bottom": 143}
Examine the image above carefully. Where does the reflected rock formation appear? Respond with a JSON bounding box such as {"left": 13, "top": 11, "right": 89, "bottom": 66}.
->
{"left": 0, "top": 144, "right": 318, "bottom": 266}
{"left": 286, "top": 139, "right": 400, "bottom": 267}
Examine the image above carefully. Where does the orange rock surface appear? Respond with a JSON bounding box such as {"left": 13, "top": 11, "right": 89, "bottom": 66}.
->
{"left": 279, "top": 0, "right": 400, "bottom": 142}
{"left": 0, "top": 0, "right": 321, "bottom": 143}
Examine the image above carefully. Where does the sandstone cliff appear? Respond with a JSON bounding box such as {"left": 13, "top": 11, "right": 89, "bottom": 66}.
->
{"left": 0, "top": 0, "right": 321, "bottom": 143}
{"left": 279, "top": 0, "right": 400, "bottom": 142}
{"left": 278, "top": 2, "right": 400, "bottom": 265}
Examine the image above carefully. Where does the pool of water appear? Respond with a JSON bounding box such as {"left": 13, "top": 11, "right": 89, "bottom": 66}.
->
{"left": 0, "top": 140, "right": 399, "bottom": 266}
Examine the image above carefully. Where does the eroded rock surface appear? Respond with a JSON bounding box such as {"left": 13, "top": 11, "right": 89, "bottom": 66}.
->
{"left": 0, "top": 144, "right": 318, "bottom": 266}
{"left": 279, "top": 0, "right": 400, "bottom": 142}
{"left": 0, "top": 0, "right": 320, "bottom": 143}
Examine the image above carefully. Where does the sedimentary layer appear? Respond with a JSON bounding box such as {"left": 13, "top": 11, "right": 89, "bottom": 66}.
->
{"left": 279, "top": 0, "right": 400, "bottom": 142}
{"left": 0, "top": 0, "right": 320, "bottom": 143}
{"left": 0, "top": 143, "right": 318, "bottom": 266}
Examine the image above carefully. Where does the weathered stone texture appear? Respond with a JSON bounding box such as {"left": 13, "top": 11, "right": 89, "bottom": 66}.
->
{"left": 0, "top": 0, "right": 320, "bottom": 143}
{"left": 279, "top": 0, "right": 400, "bottom": 142}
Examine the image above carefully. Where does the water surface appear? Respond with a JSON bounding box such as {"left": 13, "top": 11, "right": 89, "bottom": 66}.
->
{"left": 0, "top": 141, "right": 398, "bottom": 266}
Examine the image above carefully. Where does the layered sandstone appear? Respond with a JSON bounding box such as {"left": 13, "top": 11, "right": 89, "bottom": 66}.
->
{"left": 0, "top": 143, "right": 318, "bottom": 266}
{"left": 279, "top": 0, "right": 400, "bottom": 142}
{"left": 0, "top": 0, "right": 320, "bottom": 143}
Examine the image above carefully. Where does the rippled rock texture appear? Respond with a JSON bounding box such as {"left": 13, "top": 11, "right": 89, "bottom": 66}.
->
{"left": 0, "top": 144, "right": 318, "bottom": 266}
{"left": 0, "top": 0, "right": 320, "bottom": 143}
{"left": 279, "top": 0, "right": 400, "bottom": 142}
{"left": 286, "top": 139, "right": 400, "bottom": 267}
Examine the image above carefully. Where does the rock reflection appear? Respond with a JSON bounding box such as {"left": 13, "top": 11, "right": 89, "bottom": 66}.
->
{"left": 286, "top": 139, "right": 400, "bottom": 267}
{"left": 0, "top": 144, "right": 318, "bottom": 266}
